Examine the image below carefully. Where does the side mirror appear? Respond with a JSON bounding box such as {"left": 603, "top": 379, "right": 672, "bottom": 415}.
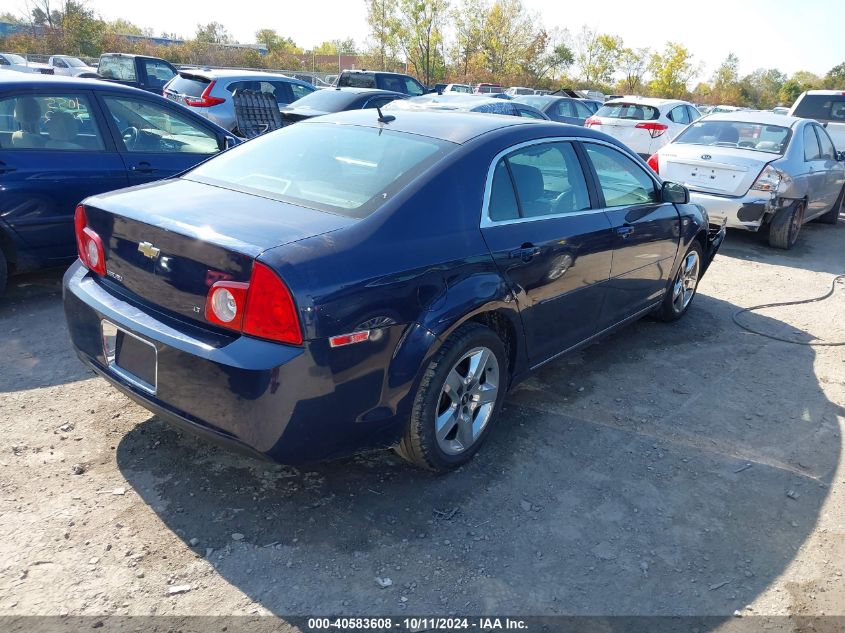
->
{"left": 662, "top": 181, "right": 690, "bottom": 205}
{"left": 838, "top": 151, "right": 845, "bottom": 162}
{"left": 223, "top": 135, "right": 238, "bottom": 150}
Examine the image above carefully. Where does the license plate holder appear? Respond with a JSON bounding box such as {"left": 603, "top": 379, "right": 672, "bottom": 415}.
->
{"left": 101, "top": 320, "right": 157, "bottom": 394}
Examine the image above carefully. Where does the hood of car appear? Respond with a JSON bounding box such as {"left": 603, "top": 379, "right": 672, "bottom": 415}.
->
{"left": 658, "top": 144, "right": 776, "bottom": 196}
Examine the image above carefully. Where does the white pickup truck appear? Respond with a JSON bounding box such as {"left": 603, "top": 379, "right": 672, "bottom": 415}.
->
{"left": 48, "top": 55, "right": 98, "bottom": 77}
{"left": 0, "top": 52, "right": 54, "bottom": 74}
{"left": 789, "top": 90, "right": 845, "bottom": 152}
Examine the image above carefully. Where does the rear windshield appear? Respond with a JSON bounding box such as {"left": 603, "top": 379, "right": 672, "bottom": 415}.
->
{"left": 513, "top": 96, "right": 554, "bottom": 109}
{"left": 792, "top": 94, "right": 845, "bottom": 122}
{"left": 674, "top": 120, "right": 791, "bottom": 154}
{"left": 168, "top": 74, "right": 210, "bottom": 97}
{"left": 339, "top": 73, "right": 376, "bottom": 88}
{"left": 186, "top": 123, "right": 453, "bottom": 218}
{"left": 595, "top": 102, "right": 659, "bottom": 121}
{"left": 98, "top": 56, "right": 136, "bottom": 82}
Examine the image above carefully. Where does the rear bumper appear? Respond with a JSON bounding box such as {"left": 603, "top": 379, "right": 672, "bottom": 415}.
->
{"left": 690, "top": 191, "right": 776, "bottom": 231}
{"left": 62, "top": 262, "right": 408, "bottom": 464}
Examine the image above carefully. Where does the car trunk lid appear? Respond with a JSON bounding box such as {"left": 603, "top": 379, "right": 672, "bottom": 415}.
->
{"left": 82, "top": 178, "right": 353, "bottom": 323}
{"left": 659, "top": 146, "right": 773, "bottom": 196}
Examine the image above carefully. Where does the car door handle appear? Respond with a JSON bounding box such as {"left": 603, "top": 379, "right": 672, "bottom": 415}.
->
{"left": 616, "top": 225, "right": 635, "bottom": 238}
{"left": 130, "top": 162, "right": 157, "bottom": 174}
{"left": 509, "top": 244, "right": 541, "bottom": 262}
{"left": 0, "top": 161, "right": 17, "bottom": 175}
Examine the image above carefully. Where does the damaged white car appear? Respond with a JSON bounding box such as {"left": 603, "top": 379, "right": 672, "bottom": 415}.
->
{"left": 647, "top": 111, "right": 845, "bottom": 249}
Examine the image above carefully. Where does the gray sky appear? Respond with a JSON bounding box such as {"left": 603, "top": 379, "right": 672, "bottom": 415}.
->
{"left": 21, "top": 0, "right": 845, "bottom": 78}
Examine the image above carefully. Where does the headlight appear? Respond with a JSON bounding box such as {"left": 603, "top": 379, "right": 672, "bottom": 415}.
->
{"left": 750, "top": 165, "right": 783, "bottom": 193}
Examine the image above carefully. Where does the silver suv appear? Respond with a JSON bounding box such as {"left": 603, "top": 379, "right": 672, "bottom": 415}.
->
{"left": 163, "top": 69, "right": 315, "bottom": 134}
{"left": 789, "top": 90, "right": 845, "bottom": 151}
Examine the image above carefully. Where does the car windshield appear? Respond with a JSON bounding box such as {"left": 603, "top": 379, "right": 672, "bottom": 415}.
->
{"left": 674, "top": 120, "right": 791, "bottom": 154}
{"left": 186, "top": 123, "right": 453, "bottom": 218}
{"left": 596, "top": 102, "right": 659, "bottom": 121}
{"left": 513, "top": 96, "right": 554, "bottom": 109}
{"left": 65, "top": 57, "right": 87, "bottom": 67}
{"left": 5, "top": 54, "right": 26, "bottom": 64}
{"left": 286, "top": 89, "right": 360, "bottom": 110}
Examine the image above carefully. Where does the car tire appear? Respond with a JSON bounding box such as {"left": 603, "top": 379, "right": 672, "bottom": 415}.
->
{"left": 396, "top": 323, "right": 508, "bottom": 473}
{"left": 0, "top": 244, "right": 7, "bottom": 297}
{"left": 817, "top": 187, "right": 843, "bottom": 225}
{"left": 768, "top": 201, "right": 805, "bottom": 249}
{"left": 654, "top": 241, "right": 703, "bottom": 322}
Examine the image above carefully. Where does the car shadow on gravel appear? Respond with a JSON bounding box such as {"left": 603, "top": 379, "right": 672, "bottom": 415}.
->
{"left": 116, "top": 294, "right": 842, "bottom": 620}
{"left": 0, "top": 267, "right": 93, "bottom": 392}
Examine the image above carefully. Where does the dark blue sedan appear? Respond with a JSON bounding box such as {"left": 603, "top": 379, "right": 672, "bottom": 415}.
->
{"left": 512, "top": 95, "right": 599, "bottom": 125}
{"left": 0, "top": 74, "right": 237, "bottom": 294}
{"left": 63, "top": 110, "right": 724, "bottom": 472}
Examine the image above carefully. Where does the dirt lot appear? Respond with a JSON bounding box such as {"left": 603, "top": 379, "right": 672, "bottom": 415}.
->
{"left": 1, "top": 218, "right": 844, "bottom": 628}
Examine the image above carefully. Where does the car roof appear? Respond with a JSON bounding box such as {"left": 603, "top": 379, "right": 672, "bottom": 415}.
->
{"left": 802, "top": 89, "right": 845, "bottom": 96}
{"left": 179, "top": 68, "right": 308, "bottom": 82}
{"left": 703, "top": 110, "right": 803, "bottom": 127}
{"left": 604, "top": 96, "right": 688, "bottom": 108}
{"left": 300, "top": 109, "right": 590, "bottom": 144}
{"left": 0, "top": 73, "right": 154, "bottom": 94}
{"left": 315, "top": 87, "right": 405, "bottom": 96}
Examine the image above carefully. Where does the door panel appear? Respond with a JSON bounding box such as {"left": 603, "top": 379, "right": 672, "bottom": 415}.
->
{"left": 582, "top": 143, "right": 680, "bottom": 327}
{"left": 480, "top": 142, "right": 614, "bottom": 364}
{"left": 0, "top": 90, "right": 127, "bottom": 263}
{"left": 813, "top": 125, "right": 845, "bottom": 214}
{"left": 98, "top": 94, "right": 221, "bottom": 185}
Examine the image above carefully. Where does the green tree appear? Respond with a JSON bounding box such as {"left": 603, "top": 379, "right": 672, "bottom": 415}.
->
{"left": 397, "top": 0, "right": 448, "bottom": 85}
{"left": 254, "top": 29, "right": 300, "bottom": 54}
{"left": 573, "top": 27, "right": 622, "bottom": 88}
{"left": 523, "top": 28, "right": 573, "bottom": 83}
{"left": 0, "top": 12, "right": 23, "bottom": 23}
{"left": 450, "top": 0, "right": 486, "bottom": 78}
{"left": 711, "top": 52, "right": 741, "bottom": 104}
{"left": 648, "top": 42, "right": 698, "bottom": 98}
{"left": 619, "top": 46, "right": 649, "bottom": 94}
{"left": 480, "top": 0, "right": 534, "bottom": 77}
{"left": 825, "top": 62, "right": 845, "bottom": 88}
{"left": 365, "top": 0, "right": 401, "bottom": 70}
{"left": 195, "top": 22, "right": 233, "bottom": 45}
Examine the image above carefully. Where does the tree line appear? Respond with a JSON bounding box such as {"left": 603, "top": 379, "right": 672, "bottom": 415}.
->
{"left": 1, "top": 0, "right": 843, "bottom": 107}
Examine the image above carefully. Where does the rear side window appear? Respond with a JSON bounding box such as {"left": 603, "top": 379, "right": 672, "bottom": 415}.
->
{"left": 555, "top": 100, "right": 575, "bottom": 117}
{"left": 143, "top": 60, "right": 176, "bottom": 90}
{"left": 290, "top": 83, "right": 314, "bottom": 100}
{"left": 667, "top": 106, "right": 691, "bottom": 124}
{"left": 573, "top": 101, "right": 593, "bottom": 118}
{"left": 487, "top": 142, "right": 591, "bottom": 221}
{"left": 595, "top": 102, "right": 659, "bottom": 121}
{"left": 187, "top": 123, "right": 451, "bottom": 218}
{"left": 803, "top": 124, "right": 821, "bottom": 160}
{"left": 167, "top": 74, "right": 210, "bottom": 97}
{"left": 815, "top": 125, "right": 837, "bottom": 160}
{"left": 340, "top": 73, "right": 376, "bottom": 88}
{"left": 0, "top": 94, "right": 105, "bottom": 151}
{"left": 792, "top": 95, "right": 845, "bottom": 121}
{"left": 98, "top": 56, "right": 136, "bottom": 81}
{"left": 584, "top": 143, "right": 658, "bottom": 207}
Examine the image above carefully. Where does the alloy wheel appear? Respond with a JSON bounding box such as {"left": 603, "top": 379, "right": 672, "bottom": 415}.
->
{"left": 672, "top": 249, "right": 700, "bottom": 313}
{"left": 434, "top": 346, "right": 500, "bottom": 455}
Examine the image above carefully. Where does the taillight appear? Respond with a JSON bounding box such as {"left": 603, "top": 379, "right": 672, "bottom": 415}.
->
{"left": 74, "top": 205, "right": 106, "bottom": 276}
{"left": 185, "top": 80, "right": 226, "bottom": 107}
{"left": 635, "top": 122, "right": 669, "bottom": 138}
{"left": 646, "top": 153, "right": 660, "bottom": 174}
{"left": 204, "top": 262, "right": 302, "bottom": 345}
{"left": 750, "top": 165, "right": 783, "bottom": 193}
{"left": 584, "top": 116, "right": 600, "bottom": 127}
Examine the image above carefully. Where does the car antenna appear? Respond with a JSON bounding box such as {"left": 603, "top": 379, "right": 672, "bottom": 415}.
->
{"left": 376, "top": 105, "right": 395, "bottom": 124}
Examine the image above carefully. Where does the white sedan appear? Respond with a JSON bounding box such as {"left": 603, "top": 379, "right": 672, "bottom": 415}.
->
{"left": 585, "top": 97, "right": 701, "bottom": 158}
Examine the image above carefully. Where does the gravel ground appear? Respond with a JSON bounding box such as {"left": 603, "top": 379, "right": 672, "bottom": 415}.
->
{"left": 1, "top": 217, "right": 843, "bottom": 627}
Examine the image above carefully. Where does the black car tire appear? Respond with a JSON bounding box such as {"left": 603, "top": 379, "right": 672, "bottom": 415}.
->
{"left": 396, "top": 323, "right": 508, "bottom": 473}
{"left": 817, "top": 187, "right": 843, "bottom": 225}
{"left": 768, "top": 201, "right": 805, "bottom": 249}
{"left": 0, "top": 244, "right": 7, "bottom": 297}
{"left": 654, "top": 241, "right": 703, "bottom": 322}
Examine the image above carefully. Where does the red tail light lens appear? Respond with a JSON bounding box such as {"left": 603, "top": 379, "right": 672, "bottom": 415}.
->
{"left": 646, "top": 153, "right": 660, "bottom": 174}
{"left": 204, "top": 262, "right": 303, "bottom": 345}
{"left": 185, "top": 80, "right": 226, "bottom": 107}
{"left": 635, "top": 122, "right": 669, "bottom": 138}
{"left": 584, "top": 116, "right": 600, "bottom": 127}
{"left": 74, "top": 205, "right": 106, "bottom": 276}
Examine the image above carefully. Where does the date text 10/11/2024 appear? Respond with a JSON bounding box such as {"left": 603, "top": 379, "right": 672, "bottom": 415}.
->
{"left": 305, "top": 617, "right": 529, "bottom": 630}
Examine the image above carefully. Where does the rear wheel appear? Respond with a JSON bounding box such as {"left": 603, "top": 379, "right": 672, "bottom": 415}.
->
{"left": 768, "top": 201, "right": 805, "bottom": 249}
{"left": 817, "top": 187, "right": 843, "bottom": 225}
{"left": 396, "top": 323, "right": 507, "bottom": 473}
{"left": 654, "top": 241, "right": 702, "bottom": 322}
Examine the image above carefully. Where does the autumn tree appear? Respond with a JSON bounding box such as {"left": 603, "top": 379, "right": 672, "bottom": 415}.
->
{"left": 618, "top": 46, "right": 649, "bottom": 94}
{"left": 450, "top": 0, "right": 486, "bottom": 79}
{"left": 195, "top": 22, "right": 233, "bottom": 45}
{"left": 826, "top": 62, "right": 845, "bottom": 88}
{"left": 573, "top": 27, "right": 621, "bottom": 88}
{"left": 479, "top": 0, "right": 535, "bottom": 78}
{"left": 365, "top": 0, "right": 401, "bottom": 70}
{"left": 397, "top": 0, "right": 448, "bottom": 86}
{"left": 711, "top": 53, "right": 741, "bottom": 104}
{"left": 648, "top": 42, "right": 698, "bottom": 98}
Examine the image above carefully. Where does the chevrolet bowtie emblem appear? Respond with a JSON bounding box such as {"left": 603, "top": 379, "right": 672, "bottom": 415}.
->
{"left": 138, "top": 241, "right": 161, "bottom": 259}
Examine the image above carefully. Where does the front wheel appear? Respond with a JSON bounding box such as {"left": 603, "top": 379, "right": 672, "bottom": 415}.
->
{"left": 768, "top": 201, "right": 805, "bottom": 249}
{"left": 396, "top": 323, "right": 508, "bottom": 473}
{"left": 654, "top": 241, "right": 702, "bottom": 322}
